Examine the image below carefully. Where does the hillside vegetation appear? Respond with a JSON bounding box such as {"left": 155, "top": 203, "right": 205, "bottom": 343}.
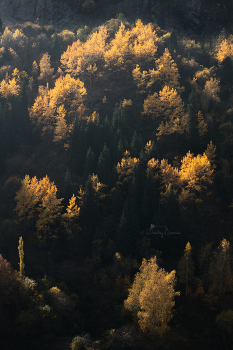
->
{"left": 0, "top": 17, "right": 233, "bottom": 349}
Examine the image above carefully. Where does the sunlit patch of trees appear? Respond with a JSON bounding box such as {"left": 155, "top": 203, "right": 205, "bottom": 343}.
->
{"left": 0, "top": 15, "right": 233, "bottom": 348}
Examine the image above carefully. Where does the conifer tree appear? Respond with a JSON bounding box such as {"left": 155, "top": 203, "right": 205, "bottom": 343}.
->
{"left": 83, "top": 146, "right": 96, "bottom": 179}
{"left": 209, "top": 239, "right": 233, "bottom": 296}
{"left": 178, "top": 242, "right": 194, "bottom": 295}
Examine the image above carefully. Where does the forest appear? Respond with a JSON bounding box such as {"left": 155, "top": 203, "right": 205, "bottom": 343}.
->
{"left": 0, "top": 13, "right": 233, "bottom": 350}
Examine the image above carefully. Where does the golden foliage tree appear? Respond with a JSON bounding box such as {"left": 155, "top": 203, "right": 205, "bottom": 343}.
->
{"left": 0, "top": 68, "right": 21, "bottom": 99}
{"left": 124, "top": 256, "right": 179, "bottom": 337}
{"left": 61, "top": 25, "right": 108, "bottom": 77}
{"left": 53, "top": 104, "right": 70, "bottom": 149}
{"left": 133, "top": 48, "right": 183, "bottom": 94}
{"left": 116, "top": 150, "right": 139, "bottom": 184}
{"left": 15, "top": 175, "right": 63, "bottom": 242}
{"left": 29, "top": 74, "right": 86, "bottom": 140}
{"left": 38, "top": 52, "right": 54, "bottom": 84}
{"left": 62, "top": 194, "right": 80, "bottom": 234}
{"left": 216, "top": 39, "right": 233, "bottom": 64}
{"left": 143, "top": 86, "right": 187, "bottom": 138}
{"left": 179, "top": 151, "right": 213, "bottom": 204}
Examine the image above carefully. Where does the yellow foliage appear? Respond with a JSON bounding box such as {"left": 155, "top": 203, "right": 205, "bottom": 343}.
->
{"left": 179, "top": 151, "right": 213, "bottom": 200}
{"left": 87, "top": 111, "right": 99, "bottom": 124}
{"left": 132, "top": 65, "right": 148, "bottom": 93}
{"left": 15, "top": 175, "right": 64, "bottom": 236}
{"left": 38, "top": 52, "right": 54, "bottom": 84}
{"left": 116, "top": 151, "right": 139, "bottom": 184}
{"left": 216, "top": 39, "right": 233, "bottom": 64}
{"left": 62, "top": 194, "right": 80, "bottom": 234}
{"left": 130, "top": 19, "right": 158, "bottom": 62}
{"left": 29, "top": 74, "right": 86, "bottom": 137}
{"left": 133, "top": 48, "right": 183, "bottom": 94}
{"left": 143, "top": 85, "right": 186, "bottom": 138}
{"left": 53, "top": 105, "right": 70, "bottom": 146}
{"left": 124, "top": 256, "right": 178, "bottom": 337}
{"left": 147, "top": 158, "right": 159, "bottom": 170}
{"left": 0, "top": 70, "right": 21, "bottom": 99}
{"left": 122, "top": 99, "right": 132, "bottom": 108}
{"left": 61, "top": 25, "right": 108, "bottom": 76}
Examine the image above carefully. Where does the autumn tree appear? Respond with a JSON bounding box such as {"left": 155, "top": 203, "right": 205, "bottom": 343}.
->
{"left": 133, "top": 48, "right": 183, "bottom": 94}
{"left": 61, "top": 25, "right": 108, "bottom": 77}
{"left": 116, "top": 150, "right": 140, "bottom": 185}
{"left": 143, "top": 85, "right": 187, "bottom": 138}
{"left": 0, "top": 68, "right": 21, "bottom": 99}
{"left": 62, "top": 194, "right": 80, "bottom": 235}
{"left": 15, "top": 175, "right": 63, "bottom": 243}
{"left": 18, "top": 236, "right": 25, "bottom": 279}
{"left": 53, "top": 104, "right": 70, "bottom": 149}
{"left": 216, "top": 39, "right": 233, "bottom": 64}
{"left": 38, "top": 52, "right": 54, "bottom": 84}
{"left": 130, "top": 19, "right": 158, "bottom": 65}
{"left": 124, "top": 256, "right": 179, "bottom": 337}
{"left": 179, "top": 151, "right": 214, "bottom": 204}
{"left": 29, "top": 74, "right": 86, "bottom": 140}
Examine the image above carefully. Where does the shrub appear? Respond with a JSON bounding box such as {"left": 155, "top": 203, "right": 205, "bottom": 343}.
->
{"left": 71, "top": 335, "right": 88, "bottom": 350}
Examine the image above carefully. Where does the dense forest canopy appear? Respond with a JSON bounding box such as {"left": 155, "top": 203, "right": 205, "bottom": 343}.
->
{"left": 0, "top": 13, "right": 233, "bottom": 349}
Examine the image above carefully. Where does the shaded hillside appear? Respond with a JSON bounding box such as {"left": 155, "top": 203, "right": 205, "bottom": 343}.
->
{"left": 1, "top": 0, "right": 233, "bottom": 36}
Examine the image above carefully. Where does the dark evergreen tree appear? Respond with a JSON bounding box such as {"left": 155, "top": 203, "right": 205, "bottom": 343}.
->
{"left": 64, "top": 168, "right": 73, "bottom": 200}
{"left": 83, "top": 146, "right": 96, "bottom": 179}
{"left": 69, "top": 118, "right": 87, "bottom": 175}
{"left": 130, "top": 130, "right": 143, "bottom": 157}
{"left": 97, "top": 143, "right": 111, "bottom": 185}
{"left": 116, "top": 211, "right": 131, "bottom": 255}
{"left": 50, "top": 32, "right": 63, "bottom": 61}
{"left": 187, "top": 91, "right": 201, "bottom": 152}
